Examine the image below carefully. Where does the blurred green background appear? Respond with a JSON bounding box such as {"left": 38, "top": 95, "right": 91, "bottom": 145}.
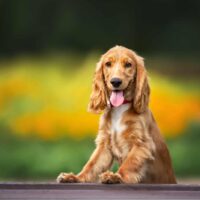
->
{"left": 0, "top": 0, "right": 200, "bottom": 182}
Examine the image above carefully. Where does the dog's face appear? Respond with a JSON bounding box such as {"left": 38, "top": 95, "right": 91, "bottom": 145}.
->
{"left": 88, "top": 46, "right": 150, "bottom": 114}
{"left": 103, "top": 48, "right": 137, "bottom": 91}
{"left": 102, "top": 48, "right": 137, "bottom": 106}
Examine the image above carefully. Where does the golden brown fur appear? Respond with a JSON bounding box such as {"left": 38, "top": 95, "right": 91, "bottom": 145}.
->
{"left": 57, "top": 46, "right": 176, "bottom": 184}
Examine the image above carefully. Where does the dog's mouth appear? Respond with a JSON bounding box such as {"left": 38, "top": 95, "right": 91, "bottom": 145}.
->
{"left": 109, "top": 80, "right": 134, "bottom": 107}
{"left": 110, "top": 90, "right": 125, "bottom": 107}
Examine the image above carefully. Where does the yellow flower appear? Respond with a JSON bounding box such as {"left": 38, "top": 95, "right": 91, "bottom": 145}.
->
{"left": 1, "top": 56, "right": 199, "bottom": 140}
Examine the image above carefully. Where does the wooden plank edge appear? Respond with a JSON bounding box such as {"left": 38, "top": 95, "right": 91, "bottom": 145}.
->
{"left": 0, "top": 182, "right": 200, "bottom": 191}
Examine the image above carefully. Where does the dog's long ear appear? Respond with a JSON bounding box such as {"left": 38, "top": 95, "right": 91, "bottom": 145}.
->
{"left": 88, "top": 59, "right": 107, "bottom": 113}
{"left": 133, "top": 54, "right": 150, "bottom": 114}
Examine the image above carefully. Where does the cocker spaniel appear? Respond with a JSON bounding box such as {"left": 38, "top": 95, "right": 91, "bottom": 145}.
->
{"left": 57, "top": 46, "right": 176, "bottom": 184}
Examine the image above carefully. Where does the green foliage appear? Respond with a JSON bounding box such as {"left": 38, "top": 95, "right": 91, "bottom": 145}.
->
{"left": 0, "top": 126, "right": 95, "bottom": 180}
{"left": 0, "top": 123, "right": 200, "bottom": 180}
{"left": 167, "top": 122, "right": 200, "bottom": 177}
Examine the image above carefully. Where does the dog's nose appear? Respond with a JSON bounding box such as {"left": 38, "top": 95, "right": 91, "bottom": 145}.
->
{"left": 110, "top": 78, "right": 122, "bottom": 88}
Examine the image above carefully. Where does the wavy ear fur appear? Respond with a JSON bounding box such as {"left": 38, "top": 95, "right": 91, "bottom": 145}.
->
{"left": 133, "top": 54, "right": 150, "bottom": 114}
{"left": 88, "top": 60, "right": 107, "bottom": 113}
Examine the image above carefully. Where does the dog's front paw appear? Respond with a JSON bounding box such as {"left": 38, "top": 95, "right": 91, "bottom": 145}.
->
{"left": 57, "top": 172, "right": 79, "bottom": 183}
{"left": 99, "top": 171, "right": 122, "bottom": 184}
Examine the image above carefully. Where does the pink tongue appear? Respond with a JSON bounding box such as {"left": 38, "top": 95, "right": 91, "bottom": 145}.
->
{"left": 110, "top": 91, "right": 124, "bottom": 107}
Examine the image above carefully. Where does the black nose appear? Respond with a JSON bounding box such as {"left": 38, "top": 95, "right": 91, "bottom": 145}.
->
{"left": 110, "top": 78, "right": 122, "bottom": 88}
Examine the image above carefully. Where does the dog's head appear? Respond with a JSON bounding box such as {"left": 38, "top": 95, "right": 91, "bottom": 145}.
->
{"left": 88, "top": 46, "right": 150, "bottom": 114}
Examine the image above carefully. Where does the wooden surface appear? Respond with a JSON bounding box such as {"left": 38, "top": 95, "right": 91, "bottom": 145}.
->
{"left": 0, "top": 182, "right": 200, "bottom": 200}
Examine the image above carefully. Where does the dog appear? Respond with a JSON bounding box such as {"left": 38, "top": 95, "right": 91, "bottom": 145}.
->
{"left": 57, "top": 46, "right": 176, "bottom": 184}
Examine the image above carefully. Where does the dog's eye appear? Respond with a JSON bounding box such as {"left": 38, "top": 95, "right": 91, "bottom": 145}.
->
{"left": 124, "top": 62, "right": 132, "bottom": 68}
{"left": 105, "top": 61, "right": 112, "bottom": 67}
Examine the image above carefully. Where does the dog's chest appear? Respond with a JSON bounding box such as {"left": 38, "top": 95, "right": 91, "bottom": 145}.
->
{"left": 111, "top": 104, "right": 129, "bottom": 133}
{"left": 110, "top": 104, "right": 130, "bottom": 160}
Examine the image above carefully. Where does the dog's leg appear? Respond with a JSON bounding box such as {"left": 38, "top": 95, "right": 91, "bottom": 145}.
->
{"left": 57, "top": 144, "right": 113, "bottom": 183}
{"left": 100, "top": 144, "right": 153, "bottom": 184}
{"left": 117, "top": 145, "right": 153, "bottom": 183}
